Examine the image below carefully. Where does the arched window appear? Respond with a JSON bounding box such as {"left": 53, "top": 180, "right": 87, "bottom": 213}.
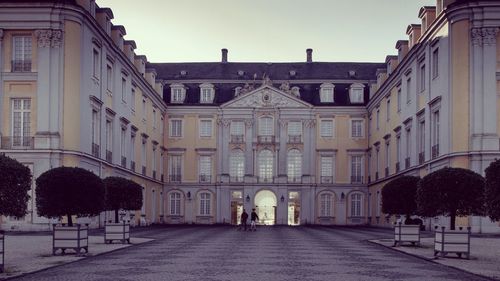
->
{"left": 169, "top": 192, "right": 181, "bottom": 215}
{"left": 350, "top": 193, "right": 363, "bottom": 217}
{"left": 320, "top": 193, "right": 333, "bottom": 217}
{"left": 199, "top": 192, "right": 211, "bottom": 215}
{"left": 230, "top": 149, "right": 245, "bottom": 182}
{"left": 259, "top": 117, "right": 274, "bottom": 136}
{"left": 287, "top": 149, "right": 302, "bottom": 182}
{"left": 258, "top": 150, "right": 273, "bottom": 182}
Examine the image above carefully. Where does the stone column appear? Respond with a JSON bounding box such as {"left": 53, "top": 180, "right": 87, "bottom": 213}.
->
{"left": 278, "top": 119, "right": 287, "bottom": 176}
{"left": 216, "top": 118, "right": 224, "bottom": 178}
{"left": 244, "top": 119, "right": 254, "bottom": 176}
{"left": 0, "top": 29, "right": 4, "bottom": 138}
{"left": 220, "top": 119, "right": 230, "bottom": 177}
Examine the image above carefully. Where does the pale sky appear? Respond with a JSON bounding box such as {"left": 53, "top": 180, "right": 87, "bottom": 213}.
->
{"left": 99, "top": 0, "right": 436, "bottom": 63}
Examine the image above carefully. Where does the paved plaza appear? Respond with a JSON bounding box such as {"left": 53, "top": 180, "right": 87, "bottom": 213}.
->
{"left": 3, "top": 226, "right": 493, "bottom": 281}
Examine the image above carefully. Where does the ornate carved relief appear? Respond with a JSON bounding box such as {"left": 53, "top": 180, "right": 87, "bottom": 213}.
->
{"left": 229, "top": 88, "right": 306, "bottom": 108}
{"left": 35, "top": 29, "right": 63, "bottom": 48}
{"left": 244, "top": 119, "right": 254, "bottom": 128}
{"left": 304, "top": 119, "right": 316, "bottom": 128}
{"left": 278, "top": 119, "right": 288, "bottom": 127}
{"left": 471, "top": 27, "right": 499, "bottom": 46}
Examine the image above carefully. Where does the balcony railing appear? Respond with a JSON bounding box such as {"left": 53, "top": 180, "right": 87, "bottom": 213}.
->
{"left": 418, "top": 152, "right": 425, "bottom": 165}
{"left": 11, "top": 59, "right": 31, "bottom": 72}
{"left": 199, "top": 175, "right": 211, "bottom": 183}
{"left": 405, "top": 157, "right": 411, "bottom": 169}
{"left": 432, "top": 144, "right": 439, "bottom": 159}
{"left": 351, "top": 175, "right": 363, "bottom": 184}
{"left": 288, "top": 135, "right": 302, "bottom": 144}
{"left": 1, "top": 136, "right": 34, "bottom": 149}
{"left": 395, "top": 162, "right": 400, "bottom": 173}
{"left": 142, "top": 166, "right": 146, "bottom": 176}
{"left": 230, "top": 135, "right": 244, "bottom": 144}
{"left": 121, "top": 156, "right": 127, "bottom": 168}
{"left": 130, "top": 161, "right": 136, "bottom": 172}
{"left": 169, "top": 175, "right": 181, "bottom": 183}
{"left": 257, "top": 135, "right": 275, "bottom": 144}
{"left": 152, "top": 171, "right": 157, "bottom": 179}
{"left": 91, "top": 143, "right": 100, "bottom": 157}
{"left": 320, "top": 176, "right": 333, "bottom": 184}
{"left": 230, "top": 176, "right": 244, "bottom": 183}
{"left": 258, "top": 176, "right": 274, "bottom": 183}
{"left": 385, "top": 167, "right": 389, "bottom": 177}
{"left": 288, "top": 176, "right": 302, "bottom": 183}
{"left": 105, "top": 150, "right": 112, "bottom": 162}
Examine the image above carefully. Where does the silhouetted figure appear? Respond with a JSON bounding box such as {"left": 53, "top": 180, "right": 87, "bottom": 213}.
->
{"left": 240, "top": 209, "right": 248, "bottom": 231}
{"left": 250, "top": 208, "right": 259, "bottom": 231}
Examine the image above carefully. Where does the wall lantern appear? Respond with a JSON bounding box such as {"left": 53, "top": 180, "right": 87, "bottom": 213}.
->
{"left": 341, "top": 192, "right": 345, "bottom": 200}
{"left": 280, "top": 195, "right": 285, "bottom": 202}
{"left": 246, "top": 195, "right": 250, "bottom": 202}
{"left": 187, "top": 191, "right": 191, "bottom": 200}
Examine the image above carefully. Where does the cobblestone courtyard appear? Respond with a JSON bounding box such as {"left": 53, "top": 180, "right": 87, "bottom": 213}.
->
{"left": 9, "top": 226, "right": 491, "bottom": 281}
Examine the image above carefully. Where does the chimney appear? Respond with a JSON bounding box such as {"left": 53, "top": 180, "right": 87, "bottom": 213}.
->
{"left": 306, "top": 48, "right": 313, "bottom": 63}
{"left": 221, "top": 48, "right": 228, "bottom": 63}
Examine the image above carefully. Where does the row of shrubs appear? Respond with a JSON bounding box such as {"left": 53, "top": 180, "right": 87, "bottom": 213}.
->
{"left": 382, "top": 159, "right": 500, "bottom": 230}
{"left": 0, "top": 154, "right": 143, "bottom": 226}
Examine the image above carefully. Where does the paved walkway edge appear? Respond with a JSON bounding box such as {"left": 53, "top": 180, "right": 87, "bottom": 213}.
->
{"left": 0, "top": 238, "right": 156, "bottom": 281}
{"left": 367, "top": 240, "right": 499, "bottom": 281}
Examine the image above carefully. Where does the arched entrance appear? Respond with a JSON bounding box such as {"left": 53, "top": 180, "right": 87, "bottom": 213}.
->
{"left": 254, "top": 190, "right": 277, "bottom": 225}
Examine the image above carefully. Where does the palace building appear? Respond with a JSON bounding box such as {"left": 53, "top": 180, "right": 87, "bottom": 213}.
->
{"left": 1, "top": 0, "right": 500, "bottom": 232}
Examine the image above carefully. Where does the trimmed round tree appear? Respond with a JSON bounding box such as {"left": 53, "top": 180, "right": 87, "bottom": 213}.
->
{"left": 382, "top": 175, "right": 420, "bottom": 222}
{"left": 417, "top": 167, "right": 485, "bottom": 230}
{"left": 36, "top": 166, "right": 104, "bottom": 226}
{"left": 103, "top": 177, "right": 143, "bottom": 223}
{"left": 0, "top": 154, "right": 32, "bottom": 218}
{"left": 485, "top": 159, "right": 500, "bottom": 221}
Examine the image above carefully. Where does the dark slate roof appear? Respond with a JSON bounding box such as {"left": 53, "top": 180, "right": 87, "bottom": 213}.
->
{"left": 149, "top": 62, "right": 384, "bottom": 81}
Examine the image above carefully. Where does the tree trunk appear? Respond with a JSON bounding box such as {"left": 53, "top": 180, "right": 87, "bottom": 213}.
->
{"left": 115, "top": 209, "right": 119, "bottom": 223}
{"left": 450, "top": 211, "right": 456, "bottom": 230}
{"left": 67, "top": 214, "right": 73, "bottom": 227}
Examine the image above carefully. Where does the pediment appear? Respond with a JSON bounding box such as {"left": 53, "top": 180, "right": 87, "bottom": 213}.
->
{"left": 222, "top": 85, "right": 312, "bottom": 109}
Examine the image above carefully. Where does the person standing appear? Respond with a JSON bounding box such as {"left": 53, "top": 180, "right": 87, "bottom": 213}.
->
{"left": 240, "top": 209, "right": 248, "bottom": 231}
{"left": 250, "top": 208, "right": 259, "bottom": 231}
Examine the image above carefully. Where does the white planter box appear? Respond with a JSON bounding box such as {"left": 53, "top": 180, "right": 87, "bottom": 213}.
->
{"left": 434, "top": 226, "right": 471, "bottom": 259}
{"left": 52, "top": 224, "right": 88, "bottom": 255}
{"left": 104, "top": 221, "right": 130, "bottom": 244}
{"left": 0, "top": 231, "right": 4, "bottom": 273}
{"left": 394, "top": 223, "right": 421, "bottom": 246}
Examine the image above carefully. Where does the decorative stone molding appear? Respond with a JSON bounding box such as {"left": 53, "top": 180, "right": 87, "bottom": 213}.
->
{"left": 35, "top": 29, "right": 63, "bottom": 48}
{"left": 278, "top": 119, "right": 288, "bottom": 127}
{"left": 244, "top": 119, "right": 254, "bottom": 128}
{"left": 304, "top": 119, "right": 316, "bottom": 128}
{"left": 216, "top": 118, "right": 230, "bottom": 127}
{"left": 471, "top": 27, "right": 499, "bottom": 46}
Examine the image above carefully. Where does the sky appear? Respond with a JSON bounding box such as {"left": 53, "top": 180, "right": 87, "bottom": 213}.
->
{"left": 99, "top": 0, "right": 436, "bottom": 63}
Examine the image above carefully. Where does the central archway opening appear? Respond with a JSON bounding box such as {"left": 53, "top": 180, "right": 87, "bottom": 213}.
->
{"left": 254, "top": 190, "right": 277, "bottom": 225}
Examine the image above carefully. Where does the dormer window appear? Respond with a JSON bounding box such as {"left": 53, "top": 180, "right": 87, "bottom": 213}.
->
{"left": 199, "top": 83, "right": 215, "bottom": 103}
{"left": 320, "top": 83, "right": 334, "bottom": 103}
{"left": 349, "top": 83, "right": 365, "bottom": 104}
{"left": 170, "top": 84, "right": 186, "bottom": 104}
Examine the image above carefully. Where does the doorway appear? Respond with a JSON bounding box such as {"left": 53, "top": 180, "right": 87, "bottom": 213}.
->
{"left": 288, "top": 191, "right": 300, "bottom": 225}
{"left": 254, "top": 190, "right": 277, "bottom": 225}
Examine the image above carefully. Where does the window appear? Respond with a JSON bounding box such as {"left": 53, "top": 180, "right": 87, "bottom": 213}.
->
{"left": 199, "top": 120, "right": 212, "bottom": 137}
{"left": 320, "top": 84, "right": 334, "bottom": 103}
{"left": 160, "top": 116, "right": 164, "bottom": 135}
{"left": 376, "top": 109, "right": 380, "bottom": 130}
{"left": 419, "top": 63, "right": 426, "bottom": 92}
{"left": 199, "top": 192, "right": 211, "bottom": 215}
{"left": 200, "top": 87, "right": 214, "bottom": 103}
{"left": 106, "top": 64, "right": 113, "bottom": 92}
{"left": 320, "top": 193, "right": 333, "bottom": 217}
{"left": 152, "top": 109, "right": 157, "bottom": 129}
{"left": 432, "top": 48, "right": 439, "bottom": 78}
{"left": 350, "top": 193, "right": 362, "bottom": 217}
{"left": 288, "top": 121, "right": 302, "bottom": 136}
{"left": 320, "top": 156, "right": 333, "bottom": 183}
{"left": 142, "top": 98, "right": 147, "bottom": 120}
{"left": 396, "top": 135, "right": 401, "bottom": 164}
{"left": 170, "top": 192, "right": 181, "bottom": 215}
{"left": 171, "top": 87, "right": 185, "bottom": 103}
{"left": 121, "top": 77, "right": 127, "bottom": 102}
{"left": 199, "top": 156, "right": 212, "bottom": 182}
{"left": 406, "top": 77, "right": 411, "bottom": 103}
{"left": 351, "top": 155, "right": 363, "bottom": 183}
{"left": 170, "top": 119, "right": 182, "bottom": 138}
{"left": 375, "top": 148, "right": 380, "bottom": 177}
{"left": 231, "top": 121, "right": 244, "bottom": 136}
{"left": 386, "top": 99, "right": 390, "bottom": 121}
{"left": 385, "top": 142, "right": 390, "bottom": 172}
{"left": 11, "top": 99, "right": 31, "bottom": 146}
{"left": 152, "top": 147, "right": 157, "bottom": 176}
{"left": 12, "top": 36, "right": 32, "bottom": 72}
{"left": 92, "top": 48, "right": 100, "bottom": 78}
{"left": 351, "top": 119, "right": 363, "bottom": 138}
{"left": 432, "top": 110, "right": 440, "bottom": 154}
{"left": 376, "top": 191, "right": 381, "bottom": 217}
{"left": 131, "top": 87, "right": 136, "bottom": 111}
{"left": 349, "top": 84, "right": 364, "bottom": 103}
{"left": 120, "top": 127, "right": 126, "bottom": 162}
{"left": 418, "top": 120, "right": 425, "bottom": 163}
{"left": 229, "top": 149, "right": 245, "bottom": 181}
{"left": 259, "top": 117, "right": 274, "bottom": 136}
{"left": 141, "top": 140, "right": 147, "bottom": 171}
{"left": 320, "top": 119, "right": 334, "bottom": 137}
{"left": 169, "top": 155, "right": 182, "bottom": 182}
{"left": 130, "top": 133, "right": 136, "bottom": 168}
{"left": 91, "top": 109, "right": 100, "bottom": 155}
{"left": 397, "top": 88, "right": 401, "bottom": 111}
{"left": 406, "top": 128, "right": 412, "bottom": 165}
{"left": 105, "top": 120, "right": 112, "bottom": 160}
{"left": 258, "top": 150, "right": 273, "bottom": 181}
{"left": 287, "top": 149, "right": 302, "bottom": 182}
